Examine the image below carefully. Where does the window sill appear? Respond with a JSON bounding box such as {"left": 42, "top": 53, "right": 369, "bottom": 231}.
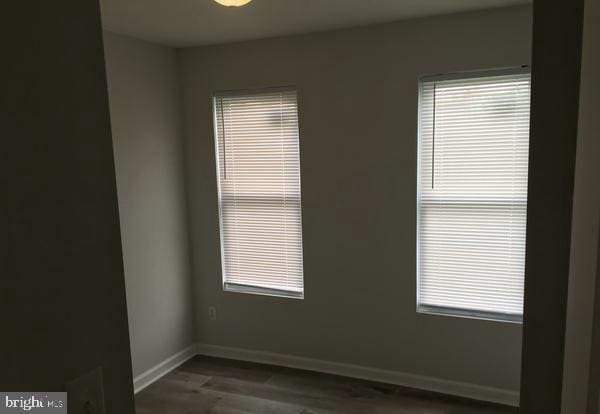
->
{"left": 224, "top": 282, "right": 304, "bottom": 300}
{"left": 417, "top": 305, "right": 522, "bottom": 324}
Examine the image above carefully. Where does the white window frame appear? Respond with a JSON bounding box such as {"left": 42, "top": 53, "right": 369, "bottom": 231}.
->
{"left": 416, "top": 67, "right": 531, "bottom": 323}
{"left": 212, "top": 86, "right": 305, "bottom": 299}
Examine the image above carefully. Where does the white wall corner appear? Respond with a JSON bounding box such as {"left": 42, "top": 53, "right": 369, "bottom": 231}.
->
{"left": 133, "top": 345, "right": 198, "bottom": 394}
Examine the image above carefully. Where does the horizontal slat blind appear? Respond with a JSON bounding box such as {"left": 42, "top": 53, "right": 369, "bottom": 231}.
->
{"left": 417, "top": 71, "right": 531, "bottom": 318}
{"left": 214, "top": 89, "right": 304, "bottom": 296}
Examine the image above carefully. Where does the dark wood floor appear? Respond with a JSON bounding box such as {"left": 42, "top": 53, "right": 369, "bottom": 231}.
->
{"left": 136, "top": 356, "right": 517, "bottom": 414}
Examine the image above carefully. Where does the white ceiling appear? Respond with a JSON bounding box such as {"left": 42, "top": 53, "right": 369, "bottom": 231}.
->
{"left": 100, "top": 0, "right": 531, "bottom": 48}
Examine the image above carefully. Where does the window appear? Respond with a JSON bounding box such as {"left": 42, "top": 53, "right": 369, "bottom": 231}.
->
{"left": 213, "top": 88, "right": 304, "bottom": 298}
{"left": 417, "top": 69, "right": 531, "bottom": 322}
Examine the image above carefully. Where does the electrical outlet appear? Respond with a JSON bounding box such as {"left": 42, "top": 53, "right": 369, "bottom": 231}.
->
{"left": 208, "top": 306, "right": 217, "bottom": 321}
{"left": 65, "top": 367, "right": 105, "bottom": 414}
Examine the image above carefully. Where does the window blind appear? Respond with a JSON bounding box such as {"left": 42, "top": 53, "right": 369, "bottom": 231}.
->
{"left": 417, "top": 70, "right": 531, "bottom": 320}
{"left": 213, "top": 88, "right": 304, "bottom": 298}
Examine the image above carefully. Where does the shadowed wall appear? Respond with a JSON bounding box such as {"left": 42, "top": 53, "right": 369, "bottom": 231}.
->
{"left": 0, "top": 1, "right": 135, "bottom": 411}
{"left": 104, "top": 31, "right": 195, "bottom": 379}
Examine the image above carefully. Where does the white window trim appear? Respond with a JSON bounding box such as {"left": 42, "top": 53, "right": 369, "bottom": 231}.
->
{"left": 212, "top": 86, "right": 305, "bottom": 300}
{"left": 416, "top": 67, "right": 531, "bottom": 323}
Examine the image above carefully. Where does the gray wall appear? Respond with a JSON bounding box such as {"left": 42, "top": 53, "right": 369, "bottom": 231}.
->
{"left": 589, "top": 232, "right": 600, "bottom": 414}
{"left": 103, "top": 32, "right": 195, "bottom": 377}
{"left": 561, "top": 0, "right": 600, "bottom": 411}
{"left": 180, "top": 6, "right": 532, "bottom": 392}
{"left": 518, "top": 0, "right": 585, "bottom": 410}
{"left": 0, "top": 1, "right": 134, "bottom": 411}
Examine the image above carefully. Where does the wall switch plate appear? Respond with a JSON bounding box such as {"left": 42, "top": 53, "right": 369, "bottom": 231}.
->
{"left": 208, "top": 306, "right": 217, "bottom": 321}
{"left": 65, "top": 367, "right": 106, "bottom": 414}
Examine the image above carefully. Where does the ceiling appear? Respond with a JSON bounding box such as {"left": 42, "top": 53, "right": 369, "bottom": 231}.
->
{"left": 100, "top": 0, "right": 531, "bottom": 48}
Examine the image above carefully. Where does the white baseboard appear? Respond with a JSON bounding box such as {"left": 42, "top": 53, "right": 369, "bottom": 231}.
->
{"left": 133, "top": 345, "right": 197, "bottom": 394}
{"left": 132, "top": 343, "right": 519, "bottom": 406}
{"left": 195, "top": 343, "right": 519, "bottom": 407}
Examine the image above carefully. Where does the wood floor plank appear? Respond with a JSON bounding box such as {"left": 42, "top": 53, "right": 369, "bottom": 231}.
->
{"left": 208, "top": 390, "right": 305, "bottom": 414}
{"left": 265, "top": 370, "right": 398, "bottom": 401}
{"left": 180, "top": 356, "right": 277, "bottom": 384}
{"left": 201, "top": 376, "right": 436, "bottom": 414}
{"left": 135, "top": 356, "right": 517, "bottom": 414}
{"left": 136, "top": 384, "right": 220, "bottom": 414}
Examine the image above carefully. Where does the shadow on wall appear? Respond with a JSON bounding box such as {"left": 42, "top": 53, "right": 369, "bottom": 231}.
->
{"left": 1, "top": 1, "right": 135, "bottom": 412}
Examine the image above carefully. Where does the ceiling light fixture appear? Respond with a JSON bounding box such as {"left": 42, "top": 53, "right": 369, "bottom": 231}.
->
{"left": 214, "top": 0, "right": 252, "bottom": 6}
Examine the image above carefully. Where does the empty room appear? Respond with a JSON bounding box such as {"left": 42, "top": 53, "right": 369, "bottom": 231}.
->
{"left": 2, "top": 0, "right": 599, "bottom": 413}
